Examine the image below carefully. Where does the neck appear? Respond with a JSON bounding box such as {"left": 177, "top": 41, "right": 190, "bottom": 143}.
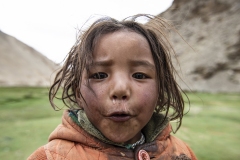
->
{"left": 126, "top": 132, "right": 141, "bottom": 144}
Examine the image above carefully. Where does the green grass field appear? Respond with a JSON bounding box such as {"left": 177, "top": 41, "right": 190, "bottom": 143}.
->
{"left": 0, "top": 87, "right": 239, "bottom": 159}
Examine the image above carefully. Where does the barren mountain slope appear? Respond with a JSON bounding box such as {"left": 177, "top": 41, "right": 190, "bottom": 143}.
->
{"left": 0, "top": 31, "right": 59, "bottom": 86}
{"left": 159, "top": 0, "right": 240, "bottom": 92}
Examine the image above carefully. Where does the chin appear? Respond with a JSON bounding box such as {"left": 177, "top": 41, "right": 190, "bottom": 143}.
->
{"left": 107, "top": 135, "right": 130, "bottom": 144}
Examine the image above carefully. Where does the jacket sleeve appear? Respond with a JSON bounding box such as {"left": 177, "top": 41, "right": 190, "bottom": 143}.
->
{"left": 185, "top": 143, "right": 198, "bottom": 160}
{"left": 170, "top": 135, "right": 198, "bottom": 160}
{"left": 27, "top": 146, "right": 47, "bottom": 160}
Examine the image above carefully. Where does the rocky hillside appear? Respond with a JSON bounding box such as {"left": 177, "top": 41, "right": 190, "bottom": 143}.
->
{"left": 0, "top": 31, "right": 59, "bottom": 86}
{"left": 159, "top": 0, "right": 240, "bottom": 92}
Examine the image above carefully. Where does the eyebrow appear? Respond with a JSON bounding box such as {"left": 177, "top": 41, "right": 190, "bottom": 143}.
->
{"left": 90, "top": 60, "right": 155, "bottom": 70}
{"left": 129, "top": 60, "right": 155, "bottom": 70}
{"left": 90, "top": 60, "right": 114, "bottom": 68}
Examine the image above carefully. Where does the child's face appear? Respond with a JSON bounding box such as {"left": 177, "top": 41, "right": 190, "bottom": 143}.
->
{"left": 80, "top": 30, "right": 158, "bottom": 144}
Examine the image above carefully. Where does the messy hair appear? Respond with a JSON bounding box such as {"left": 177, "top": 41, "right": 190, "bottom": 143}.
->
{"left": 49, "top": 14, "right": 186, "bottom": 132}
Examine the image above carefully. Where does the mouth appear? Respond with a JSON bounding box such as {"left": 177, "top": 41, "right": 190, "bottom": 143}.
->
{"left": 107, "top": 112, "right": 131, "bottom": 122}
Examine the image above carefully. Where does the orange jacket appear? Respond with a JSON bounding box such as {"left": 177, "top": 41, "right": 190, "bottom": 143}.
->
{"left": 28, "top": 110, "right": 197, "bottom": 160}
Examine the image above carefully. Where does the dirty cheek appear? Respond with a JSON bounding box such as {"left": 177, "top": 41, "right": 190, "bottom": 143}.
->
{"left": 142, "top": 86, "right": 158, "bottom": 108}
{"left": 80, "top": 84, "right": 97, "bottom": 106}
{"left": 81, "top": 83, "right": 107, "bottom": 107}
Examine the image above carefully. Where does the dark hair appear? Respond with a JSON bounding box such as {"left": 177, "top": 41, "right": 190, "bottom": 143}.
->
{"left": 49, "top": 14, "right": 186, "bottom": 132}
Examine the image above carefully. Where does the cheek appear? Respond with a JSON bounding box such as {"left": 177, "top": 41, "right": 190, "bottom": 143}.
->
{"left": 80, "top": 83, "right": 107, "bottom": 108}
{"left": 80, "top": 84, "right": 95, "bottom": 108}
{"left": 139, "top": 83, "right": 158, "bottom": 104}
{"left": 141, "top": 92, "right": 158, "bottom": 109}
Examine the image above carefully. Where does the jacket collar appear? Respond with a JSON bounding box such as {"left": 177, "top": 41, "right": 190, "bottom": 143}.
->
{"left": 69, "top": 109, "right": 169, "bottom": 149}
{"left": 49, "top": 110, "right": 171, "bottom": 158}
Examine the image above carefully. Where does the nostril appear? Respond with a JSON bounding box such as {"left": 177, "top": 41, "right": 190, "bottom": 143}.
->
{"left": 112, "top": 95, "right": 127, "bottom": 100}
{"left": 122, "top": 96, "right": 127, "bottom": 100}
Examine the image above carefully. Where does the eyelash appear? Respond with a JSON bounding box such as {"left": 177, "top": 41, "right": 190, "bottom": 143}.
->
{"left": 90, "top": 72, "right": 108, "bottom": 79}
{"left": 89, "top": 72, "right": 149, "bottom": 79}
{"left": 132, "top": 73, "right": 148, "bottom": 79}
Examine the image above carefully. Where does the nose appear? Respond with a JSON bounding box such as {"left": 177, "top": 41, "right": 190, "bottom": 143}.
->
{"left": 110, "top": 75, "right": 130, "bottom": 101}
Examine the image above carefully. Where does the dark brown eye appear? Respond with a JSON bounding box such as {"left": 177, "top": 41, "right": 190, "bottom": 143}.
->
{"left": 90, "top": 72, "right": 108, "bottom": 79}
{"left": 132, "top": 73, "right": 147, "bottom": 79}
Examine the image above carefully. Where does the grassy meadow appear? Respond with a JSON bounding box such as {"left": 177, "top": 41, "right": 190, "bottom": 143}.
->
{"left": 0, "top": 87, "right": 239, "bottom": 159}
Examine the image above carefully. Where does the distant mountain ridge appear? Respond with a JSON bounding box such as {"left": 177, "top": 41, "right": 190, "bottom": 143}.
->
{"left": 0, "top": 30, "right": 59, "bottom": 86}
{"left": 158, "top": 0, "right": 240, "bottom": 92}
{"left": 1, "top": 0, "right": 240, "bottom": 92}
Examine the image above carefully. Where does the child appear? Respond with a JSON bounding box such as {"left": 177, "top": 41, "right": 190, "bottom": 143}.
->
{"left": 28, "top": 14, "right": 197, "bottom": 160}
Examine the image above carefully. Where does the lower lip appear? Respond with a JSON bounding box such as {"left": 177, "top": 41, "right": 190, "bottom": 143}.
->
{"left": 108, "top": 115, "right": 131, "bottom": 122}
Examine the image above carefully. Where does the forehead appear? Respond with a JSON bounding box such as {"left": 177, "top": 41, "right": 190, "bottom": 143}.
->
{"left": 92, "top": 30, "right": 153, "bottom": 62}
